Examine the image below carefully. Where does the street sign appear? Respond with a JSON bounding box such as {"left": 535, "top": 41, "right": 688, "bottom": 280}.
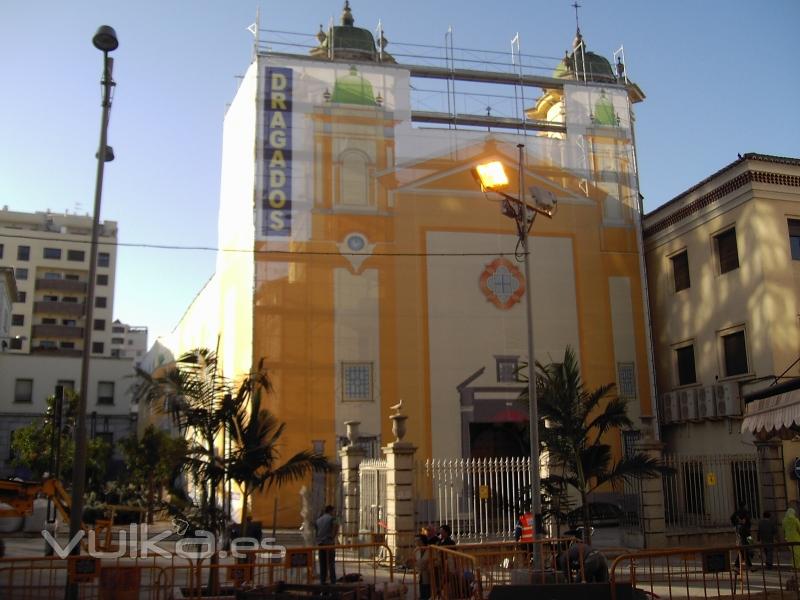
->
{"left": 706, "top": 472, "right": 717, "bottom": 486}
{"left": 479, "top": 485, "right": 490, "bottom": 499}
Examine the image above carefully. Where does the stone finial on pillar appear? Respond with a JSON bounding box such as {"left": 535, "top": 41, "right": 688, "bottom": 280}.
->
{"left": 383, "top": 404, "right": 416, "bottom": 564}
{"left": 339, "top": 422, "right": 366, "bottom": 541}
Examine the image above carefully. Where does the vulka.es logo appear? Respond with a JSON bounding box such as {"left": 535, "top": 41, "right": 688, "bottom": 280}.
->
{"left": 41, "top": 524, "right": 287, "bottom": 560}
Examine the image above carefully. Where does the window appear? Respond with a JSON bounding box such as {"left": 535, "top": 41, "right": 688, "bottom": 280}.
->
{"left": 15, "top": 268, "right": 28, "bottom": 280}
{"left": 341, "top": 362, "right": 373, "bottom": 402}
{"left": 97, "top": 381, "right": 114, "bottom": 405}
{"left": 93, "top": 319, "right": 105, "bottom": 331}
{"left": 15, "top": 291, "right": 26, "bottom": 303}
{"left": 11, "top": 314, "right": 24, "bottom": 326}
{"left": 671, "top": 250, "right": 690, "bottom": 292}
{"left": 722, "top": 330, "right": 749, "bottom": 376}
{"left": 617, "top": 362, "right": 637, "bottom": 398}
{"left": 715, "top": 228, "right": 739, "bottom": 274}
{"left": 682, "top": 462, "right": 705, "bottom": 515}
{"left": 675, "top": 345, "right": 697, "bottom": 386}
{"left": 0, "top": 243, "right": 3, "bottom": 258}
{"left": 98, "top": 252, "right": 110, "bottom": 267}
{"left": 43, "top": 272, "right": 61, "bottom": 280}
{"left": 9, "top": 337, "right": 22, "bottom": 350}
{"left": 43, "top": 295, "right": 58, "bottom": 302}
{"left": 97, "top": 274, "right": 108, "bottom": 285}
{"left": 111, "top": 349, "right": 121, "bottom": 358}
{"left": 17, "top": 245, "right": 29, "bottom": 261}
{"left": 67, "top": 249, "right": 85, "bottom": 262}
{"left": 95, "top": 296, "right": 107, "bottom": 308}
{"left": 43, "top": 248, "right": 61, "bottom": 259}
{"left": 38, "top": 340, "right": 56, "bottom": 349}
{"left": 60, "top": 342, "right": 75, "bottom": 349}
{"left": 112, "top": 337, "right": 124, "bottom": 344}
{"left": 64, "top": 274, "right": 79, "bottom": 281}
{"left": 14, "top": 379, "right": 33, "bottom": 403}
{"left": 92, "top": 342, "right": 104, "bottom": 354}
{"left": 789, "top": 219, "right": 800, "bottom": 260}
{"left": 112, "top": 326, "right": 125, "bottom": 333}
{"left": 62, "top": 296, "right": 78, "bottom": 303}
{"left": 42, "top": 318, "right": 56, "bottom": 325}
{"left": 495, "top": 356, "right": 519, "bottom": 382}
{"left": 62, "top": 319, "right": 77, "bottom": 327}
{"left": 57, "top": 379, "right": 75, "bottom": 392}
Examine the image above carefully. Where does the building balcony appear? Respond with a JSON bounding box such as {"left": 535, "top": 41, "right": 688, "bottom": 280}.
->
{"left": 35, "top": 279, "right": 87, "bottom": 293}
{"left": 30, "top": 346, "right": 83, "bottom": 358}
{"left": 32, "top": 324, "right": 84, "bottom": 339}
{"left": 33, "top": 301, "right": 86, "bottom": 316}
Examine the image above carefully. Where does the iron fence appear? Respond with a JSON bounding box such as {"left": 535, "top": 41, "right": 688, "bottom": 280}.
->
{"left": 359, "top": 459, "right": 388, "bottom": 533}
{"left": 420, "top": 458, "right": 531, "bottom": 541}
{"left": 662, "top": 453, "right": 759, "bottom": 532}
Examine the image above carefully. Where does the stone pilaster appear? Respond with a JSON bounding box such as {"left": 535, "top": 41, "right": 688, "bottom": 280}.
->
{"left": 636, "top": 440, "right": 667, "bottom": 549}
{"left": 339, "top": 443, "right": 366, "bottom": 542}
{"left": 755, "top": 438, "right": 788, "bottom": 515}
{"left": 382, "top": 440, "right": 417, "bottom": 564}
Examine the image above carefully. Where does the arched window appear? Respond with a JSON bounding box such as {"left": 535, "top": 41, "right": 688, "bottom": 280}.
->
{"left": 338, "top": 150, "right": 370, "bottom": 207}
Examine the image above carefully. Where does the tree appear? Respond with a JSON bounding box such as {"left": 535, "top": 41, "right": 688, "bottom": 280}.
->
{"left": 11, "top": 390, "right": 111, "bottom": 493}
{"left": 119, "top": 425, "right": 188, "bottom": 523}
{"left": 224, "top": 359, "right": 331, "bottom": 529}
{"left": 521, "top": 346, "right": 667, "bottom": 542}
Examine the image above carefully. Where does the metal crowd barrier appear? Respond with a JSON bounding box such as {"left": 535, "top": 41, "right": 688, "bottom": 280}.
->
{"left": 610, "top": 540, "right": 800, "bottom": 600}
{"left": 0, "top": 541, "right": 396, "bottom": 600}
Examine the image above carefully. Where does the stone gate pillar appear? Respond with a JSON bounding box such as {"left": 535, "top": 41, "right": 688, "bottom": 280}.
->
{"left": 636, "top": 439, "right": 667, "bottom": 549}
{"left": 755, "top": 438, "right": 788, "bottom": 516}
{"left": 339, "top": 421, "right": 366, "bottom": 543}
{"left": 383, "top": 405, "right": 416, "bottom": 565}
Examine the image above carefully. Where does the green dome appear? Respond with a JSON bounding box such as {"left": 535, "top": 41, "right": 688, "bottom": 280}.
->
{"left": 309, "top": 2, "right": 395, "bottom": 63}
{"left": 593, "top": 90, "right": 617, "bottom": 126}
{"left": 553, "top": 31, "right": 617, "bottom": 84}
{"left": 331, "top": 65, "right": 376, "bottom": 105}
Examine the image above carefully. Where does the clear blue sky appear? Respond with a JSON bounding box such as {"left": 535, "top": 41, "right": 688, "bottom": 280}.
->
{"left": 2, "top": 1, "right": 798, "bottom": 342}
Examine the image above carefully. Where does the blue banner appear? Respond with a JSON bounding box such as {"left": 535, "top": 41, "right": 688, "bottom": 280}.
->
{"left": 263, "top": 67, "right": 293, "bottom": 237}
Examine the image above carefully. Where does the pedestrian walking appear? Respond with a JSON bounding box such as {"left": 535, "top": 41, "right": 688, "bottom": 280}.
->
{"left": 730, "top": 502, "right": 753, "bottom": 571}
{"left": 783, "top": 507, "right": 800, "bottom": 590}
{"left": 413, "top": 534, "right": 431, "bottom": 600}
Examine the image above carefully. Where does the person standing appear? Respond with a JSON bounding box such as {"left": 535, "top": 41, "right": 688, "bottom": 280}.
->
{"left": 757, "top": 511, "right": 778, "bottom": 569}
{"left": 315, "top": 505, "right": 339, "bottom": 584}
{"left": 437, "top": 524, "right": 455, "bottom": 546}
{"left": 730, "top": 502, "right": 753, "bottom": 571}
{"left": 414, "top": 534, "right": 431, "bottom": 600}
{"left": 783, "top": 507, "right": 800, "bottom": 589}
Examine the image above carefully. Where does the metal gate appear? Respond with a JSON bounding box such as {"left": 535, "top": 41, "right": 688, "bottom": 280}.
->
{"left": 358, "top": 458, "right": 387, "bottom": 532}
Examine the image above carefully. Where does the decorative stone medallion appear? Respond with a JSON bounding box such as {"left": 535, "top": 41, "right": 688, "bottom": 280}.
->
{"left": 479, "top": 257, "right": 525, "bottom": 309}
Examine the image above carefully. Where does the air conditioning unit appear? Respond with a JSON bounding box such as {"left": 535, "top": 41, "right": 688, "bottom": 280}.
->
{"left": 697, "top": 386, "right": 718, "bottom": 419}
{"left": 715, "top": 382, "right": 741, "bottom": 416}
{"left": 660, "top": 392, "right": 677, "bottom": 423}
{"left": 679, "top": 389, "right": 698, "bottom": 421}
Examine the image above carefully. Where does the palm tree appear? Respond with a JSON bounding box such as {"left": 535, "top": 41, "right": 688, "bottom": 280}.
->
{"left": 136, "top": 347, "right": 230, "bottom": 535}
{"left": 521, "top": 346, "right": 667, "bottom": 542}
{"left": 224, "top": 359, "right": 331, "bottom": 530}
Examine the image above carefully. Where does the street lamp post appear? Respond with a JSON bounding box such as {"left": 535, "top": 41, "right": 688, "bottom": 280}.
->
{"left": 472, "top": 144, "right": 556, "bottom": 568}
{"left": 68, "top": 25, "right": 118, "bottom": 584}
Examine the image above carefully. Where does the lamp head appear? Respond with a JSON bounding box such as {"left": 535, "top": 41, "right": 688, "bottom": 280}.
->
{"left": 472, "top": 161, "right": 509, "bottom": 192}
{"left": 93, "top": 25, "right": 118, "bottom": 52}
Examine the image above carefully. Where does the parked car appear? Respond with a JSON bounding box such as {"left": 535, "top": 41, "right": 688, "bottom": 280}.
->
{"left": 566, "top": 502, "right": 623, "bottom": 528}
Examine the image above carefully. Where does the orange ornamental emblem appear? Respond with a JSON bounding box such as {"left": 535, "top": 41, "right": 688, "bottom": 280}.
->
{"left": 479, "top": 257, "right": 525, "bottom": 309}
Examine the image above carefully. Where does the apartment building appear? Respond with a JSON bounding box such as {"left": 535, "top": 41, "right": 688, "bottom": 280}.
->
{"left": 110, "top": 319, "right": 148, "bottom": 363}
{"left": 0, "top": 208, "right": 136, "bottom": 476}
{"left": 643, "top": 154, "right": 800, "bottom": 517}
{"left": 0, "top": 267, "right": 17, "bottom": 343}
{"left": 0, "top": 207, "right": 117, "bottom": 357}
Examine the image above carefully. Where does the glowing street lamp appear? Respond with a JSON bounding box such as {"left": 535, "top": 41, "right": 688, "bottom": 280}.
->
{"left": 473, "top": 145, "right": 557, "bottom": 564}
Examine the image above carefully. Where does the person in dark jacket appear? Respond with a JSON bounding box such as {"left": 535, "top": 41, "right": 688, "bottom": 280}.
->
{"left": 438, "top": 524, "right": 455, "bottom": 546}
{"left": 757, "top": 510, "right": 779, "bottom": 569}
{"left": 731, "top": 502, "right": 753, "bottom": 571}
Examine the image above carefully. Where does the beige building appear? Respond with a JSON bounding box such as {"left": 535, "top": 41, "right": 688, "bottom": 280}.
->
{"left": 0, "top": 207, "right": 117, "bottom": 357}
{"left": 644, "top": 153, "right": 800, "bottom": 514}
{"left": 0, "top": 208, "right": 136, "bottom": 477}
{"left": 0, "top": 267, "right": 17, "bottom": 344}
{"left": 110, "top": 319, "right": 148, "bottom": 364}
